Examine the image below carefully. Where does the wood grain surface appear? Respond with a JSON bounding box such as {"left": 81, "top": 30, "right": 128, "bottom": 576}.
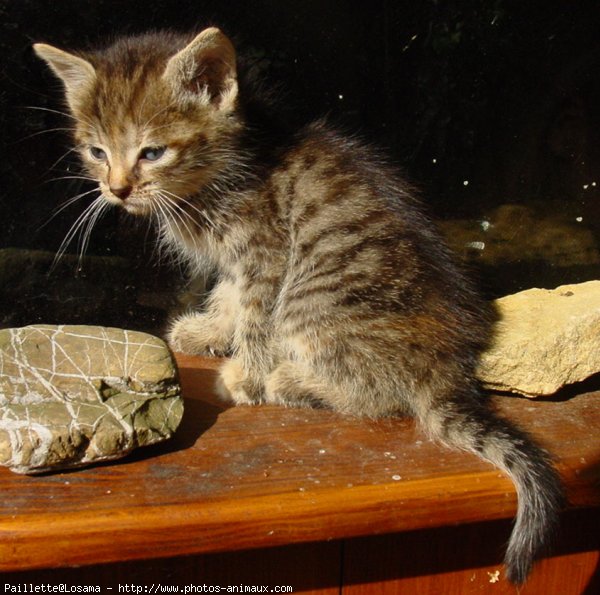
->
{"left": 0, "top": 353, "right": 598, "bottom": 572}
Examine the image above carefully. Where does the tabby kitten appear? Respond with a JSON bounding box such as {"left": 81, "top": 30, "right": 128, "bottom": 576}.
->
{"left": 34, "top": 28, "right": 563, "bottom": 583}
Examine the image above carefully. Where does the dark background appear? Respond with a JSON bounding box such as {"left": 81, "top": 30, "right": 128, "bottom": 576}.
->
{"left": 1, "top": 0, "right": 599, "bottom": 330}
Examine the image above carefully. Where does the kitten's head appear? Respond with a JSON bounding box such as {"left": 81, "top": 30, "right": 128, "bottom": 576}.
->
{"left": 34, "top": 28, "right": 242, "bottom": 216}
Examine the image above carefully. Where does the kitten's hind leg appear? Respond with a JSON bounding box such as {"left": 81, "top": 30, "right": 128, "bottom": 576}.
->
{"left": 264, "top": 360, "right": 334, "bottom": 409}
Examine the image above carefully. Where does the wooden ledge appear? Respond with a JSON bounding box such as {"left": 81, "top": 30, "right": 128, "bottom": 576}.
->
{"left": 0, "top": 353, "right": 598, "bottom": 572}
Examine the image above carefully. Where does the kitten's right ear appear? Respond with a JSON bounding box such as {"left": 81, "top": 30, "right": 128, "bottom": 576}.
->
{"left": 33, "top": 43, "right": 95, "bottom": 110}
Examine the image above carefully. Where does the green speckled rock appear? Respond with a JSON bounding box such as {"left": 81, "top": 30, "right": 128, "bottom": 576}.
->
{"left": 0, "top": 325, "right": 182, "bottom": 474}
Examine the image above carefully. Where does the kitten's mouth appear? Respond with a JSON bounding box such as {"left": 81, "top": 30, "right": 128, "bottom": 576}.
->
{"left": 121, "top": 198, "right": 151, "bottom": 216}
{"left": 103, "top": 193, "right": 150, "bottom": 216}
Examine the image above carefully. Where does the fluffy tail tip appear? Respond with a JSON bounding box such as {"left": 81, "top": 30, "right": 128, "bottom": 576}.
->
{"left": 503, "top": 463, "right": 565, "bottom": 584}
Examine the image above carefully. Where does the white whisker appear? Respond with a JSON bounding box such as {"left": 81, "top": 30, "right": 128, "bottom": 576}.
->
{"left": 23, "top": 106, "right": 97, "bottom": 136}
{"left": 142, "top": 121, "right": 182, "bottom": 136}
{"left": 140, "top": 98, "right": 179, "bottom": 135}
{"left": 45, "top": 174, "right": 97, "bottom": 184}
{"left": 156, "top": 192, "right": 198, "bottom": 241}
{"left": 22, "top": 105, "right": 78, "bottom": 121}
{"left": 160, "top": 189, "right": 217, "bottom": 230}
{"left": 78, "top": 199, "right": 111, "bottom": 265}
{"left": 17, "top": 127, "right": 76, "bottom": 143}
{"left": 39, "top": 186, "right": 101, "bottom": 230}
{"left": 151, "top": 194, "right": 191, "bottom": 266}
{"left": 52, "top": 197, "right": 111, "bottom": 270}
{"left": 47, "top": 145, "right": 82, "bottom": 173}
{"left": 136, "top": 92, "right": 150, "bottom": 129}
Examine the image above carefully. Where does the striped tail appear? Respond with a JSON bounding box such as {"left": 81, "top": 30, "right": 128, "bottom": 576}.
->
{"left": 416, "top": 394, "right": 564, "bottom": 584}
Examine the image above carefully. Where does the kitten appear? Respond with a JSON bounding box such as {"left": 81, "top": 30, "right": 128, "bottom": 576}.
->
{"left": 34, "top": 28, "right": 563, "bottom": 583}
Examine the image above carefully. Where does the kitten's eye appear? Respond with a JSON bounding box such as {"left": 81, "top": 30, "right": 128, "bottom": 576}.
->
{"left": 139, "top": 146, "right": 166, "bottom": 162}
{"left": 89, "top": 146, "right": 107, "bottom": 161}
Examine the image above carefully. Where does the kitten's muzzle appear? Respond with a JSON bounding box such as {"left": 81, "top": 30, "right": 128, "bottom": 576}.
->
{"left": 110, "top": 184, "right": 133, "bottom": 200}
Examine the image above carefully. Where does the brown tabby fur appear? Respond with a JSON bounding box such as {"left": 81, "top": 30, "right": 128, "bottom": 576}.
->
{"left": 34, "top": 28, "right": 563, "bottom": 583}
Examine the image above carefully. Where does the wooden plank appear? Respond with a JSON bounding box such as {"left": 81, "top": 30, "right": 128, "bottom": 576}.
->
{"left": 342, "top": 509, "right": 600, "bottom": 594}
{"left": 4, "top": 541, "right": 342, "bottom": 595}
{"left": 0, "top": 354, "right": 598, "bottom": 571}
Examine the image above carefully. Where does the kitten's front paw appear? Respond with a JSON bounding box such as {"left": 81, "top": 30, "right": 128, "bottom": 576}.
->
{"left": 216, "top": 358, "right": 264, "bottom": 405}
{"left": 167, "top": 312, "right": 231, "bottom": 356}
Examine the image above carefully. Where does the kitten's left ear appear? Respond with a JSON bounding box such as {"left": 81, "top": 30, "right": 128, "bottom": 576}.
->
{"left": 163, "top": 28, "right": 237, "bottom": 111}
{"left": 33, "top": 43, "right": 96, "bottom": 111}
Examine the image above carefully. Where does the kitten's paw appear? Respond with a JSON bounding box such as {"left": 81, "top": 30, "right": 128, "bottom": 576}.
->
{"left": 265, "top": 360, "right": 325, "bottom": 408}
{"left": 216, "top": 358, "right": 264, "bottom": 405}
{"left": 167, "top": 312, "right": 231, "bottom": 356}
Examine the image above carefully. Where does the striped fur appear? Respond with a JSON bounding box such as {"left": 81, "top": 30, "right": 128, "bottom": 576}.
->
{"left": 35, "top": 29, "right": 563, "bottom": 583}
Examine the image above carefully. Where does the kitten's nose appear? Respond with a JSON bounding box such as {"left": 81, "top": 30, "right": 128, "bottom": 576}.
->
{"left": 110, "top": 185, "right": 132, "bottom": 200}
